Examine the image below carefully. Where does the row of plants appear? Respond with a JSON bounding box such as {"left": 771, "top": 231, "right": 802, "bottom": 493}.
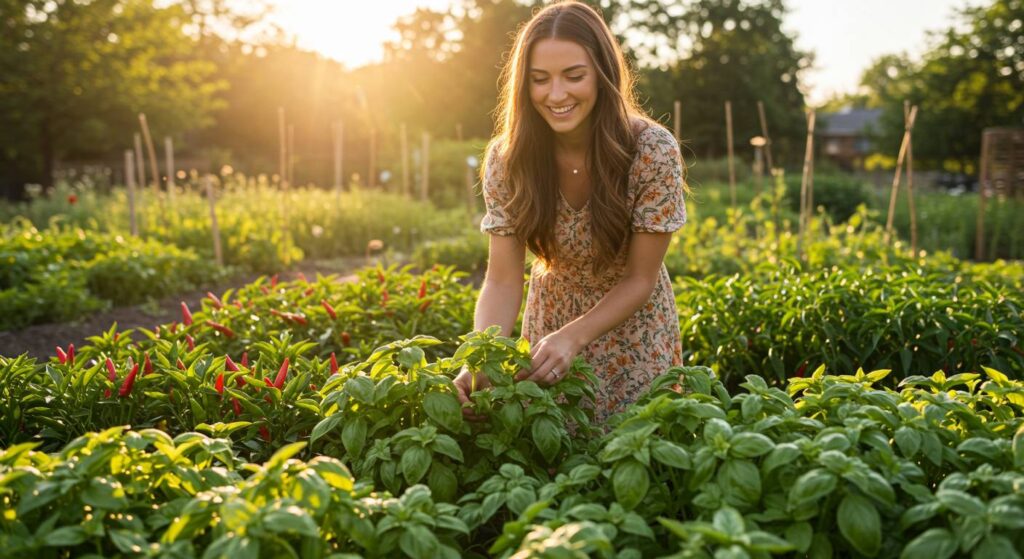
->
{"left": 0, "top": 178, "right": 470, "bottom": 274}
{"left": 0, "top": 219, "right": 227, "bottom": 330}
{"left": 2, "top": 328, "right": 1023, "bottom": 557}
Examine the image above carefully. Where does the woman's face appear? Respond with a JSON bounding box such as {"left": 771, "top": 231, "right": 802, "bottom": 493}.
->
{"left": 528, "top": 38, "right": 598, "bottom": 138}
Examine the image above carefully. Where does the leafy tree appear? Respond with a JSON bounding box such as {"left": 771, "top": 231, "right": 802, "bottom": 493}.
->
{"left": 864, "top": 0, "right": 1024, "bottom": 170}
{"left": 0, "top": 0, "right": 225, "bottom": 191}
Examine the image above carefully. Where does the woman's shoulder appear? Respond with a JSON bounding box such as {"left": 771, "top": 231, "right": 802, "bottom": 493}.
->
{"left": 629, "top": 118, "right": 680, "bottom": 172}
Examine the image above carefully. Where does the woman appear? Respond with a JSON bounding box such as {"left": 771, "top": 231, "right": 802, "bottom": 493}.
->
{"left": 454, "top": 0, "right": 689, "bottom": 424}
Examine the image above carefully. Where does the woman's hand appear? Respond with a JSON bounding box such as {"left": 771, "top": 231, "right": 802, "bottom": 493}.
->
{"left": 453, "top": 365, "right": 491, "bottom": 422}
{"left": 515, "top": 330, "right": 582, "bottom": 386}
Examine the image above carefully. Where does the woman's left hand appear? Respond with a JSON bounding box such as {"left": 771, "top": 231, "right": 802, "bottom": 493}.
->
{"left": 515, "top": 330, "right": 582, "bottom": 386}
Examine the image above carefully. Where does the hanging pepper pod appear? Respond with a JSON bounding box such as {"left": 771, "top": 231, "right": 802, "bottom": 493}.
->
{"left": 215, "top": 373, "right": 225, "bottom": 395}
{"left": 206, "top": 320, "right": 236, "bottom": 338}
{"left": 118, "top": 363, "right": 139, "bottom": 397}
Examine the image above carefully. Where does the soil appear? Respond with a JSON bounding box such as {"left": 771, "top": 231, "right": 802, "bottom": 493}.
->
{"left": 0, "top": 257, "right": 371, "bottom": 361}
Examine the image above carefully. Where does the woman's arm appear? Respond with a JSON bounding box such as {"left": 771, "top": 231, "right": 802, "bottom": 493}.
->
{"left": 474, "top": 234, "right": 527, "bottom": 334}
{"left": 516, "top": 230, "right": 672, "bottom": 384}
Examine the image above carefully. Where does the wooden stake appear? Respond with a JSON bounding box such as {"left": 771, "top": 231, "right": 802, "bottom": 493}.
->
{"left": 164, "top": 136, "right": 175, "bottom": 197}
{"left": 332, "top": 121, "right": 343, "bottom": 192}
{"left": 400, "top": 122, "right": 409, "bottom": 196}
{"left": 421, "top": 131, "right": 430, "bottom": 201}
{"left": 674, "top": 100, "right": 682, "bottom": 142}
{"left": 904, "top": 101, "right": 918, "bottom": 255}
{"left": 277, "top": 107, "right": 286, "bottom": 188}
{"left": 287, "top": 124, "right": 295, "bottom": 187}
{"left": 975, "top": 131, "right": 990, "bottom": 261}
{"left": 204, "top": 175, "right": 223, "bottom": 268}
{"left": 797, "top": 109, "right": 815, "bottom": 260}
{"left": 884, "top": 105, "right": 918, "bottom": 242}
{"left": 757, "top": 101, "right": 775, "bottom": 171}
{"left": 368, "top": 127, "right": 377, "bottom": 188}
{"left": 725, "top": 101, "right": 736, "bottom": 207}
{"left": 133, "top": 133, "right": 146, "bottom": 194}
{"left": 125, "top": 150, "right": 137, "bottom": 237}
{"left": 138, "top": 113, "right": 159, "bottom": 192}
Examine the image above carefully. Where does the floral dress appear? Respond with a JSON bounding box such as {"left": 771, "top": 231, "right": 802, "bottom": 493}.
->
{"left": 479, "top": 123, "right": 688, "bottom": 423}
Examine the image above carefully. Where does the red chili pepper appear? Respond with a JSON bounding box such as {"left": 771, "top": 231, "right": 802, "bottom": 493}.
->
{"left": 226, "top": 355, "right": 239, "bottom": 372}
{"left": 947, "top": 339, "right": 955, "bottom": 350}
{"left": 176, "top": 358, "right": 186, "bottom": 370}
{"left": 259, "top": 425, "right": 271, "bottom": 442}
{"left": 104, "top": 388, "right": 112, "bottom": 398}
{"left": 297, "top": 272, "right": 308, "bottom": 283}
{"left": 168, "top": 386, "right": 174, "bottom": 403}
{"left": 185, "top": 334, "right": 195, "bottom": 351}
{"left": 971, "top": 338, "right": 979, "bottom": 347}
{"left": 180, "top": 302, "right": 193, "bottom": 326}
{"left": 118, "top": 363, "right": 139, "bottom": 397}
{"left": 304, "top": 287, "right": 315, "bottom": 297}
{"left": 241, "top": 351, "right": 249, "bottom": 368}
{"left": 310, "top": 383, "right": 317, "bottom": 391}
{"left": 321, "top": 300, "right": 337, "bottom": 320}
{"left": 263, "top": 377, "right": 274, "bottom": 388}
{"left": 206, "top": 320, "right": 236, "bottom": 338}
{"left": 113, "top": 332, "right": 119, "bottom": 342}
{"left": 794, "top": 362, "right": 807, "bottom": 378}
{"left": 330, "top": 352, "right": 339, "bottom": 375}
{"left": 270, "top": 274, "right": 279, "bottom": 287}
{"left": 56, "top": 346, "right": 68, "bottom": 364}
{"left": 232, "top": 398, "right": 243, "bottom": 416}
{"left": 381, "top": 288, "right": 389, "bottom": 305}
{"left": 143, "top": 353, "right": 153, "bottom": 375}
{"left": 168, "top": 322, "right": 178, "bottom": 334}
{"left": 341, "top": 331, "right": 351, "bottom": 346}
{"left": 270, "top": 309, "right": 307, "bottom": 325}
{"left": 1011, "top": 345, "right": 1024, "bottom": 357}
{"left": 419, "top": 300, "right": 431, "bottom": 312}
{"left": 206, "top": 291, "right": 224, "bottom": 309}
{"left": 67, "top": 344, "right": 75, "bottom": 365}
{"left": 260, "top": 285, "right": 270, "bottom": 296}
{"left": 377, "top": 270, "right": 386, "bottom": 284}
{"left": 418, "top": 279, "right": 427, "bottom": 299}
{"left": 105, "top": 358, "right": 117, "bottom": 381}
{"left": 68, "top": 193, "right": 78, "bottom": 204}
{"left": 274, "top": 358, "right": 289, "bottom": 389}
{"left": 234, "top": 300, "right": 243, "bottom": 309}
{"left": 215, "top": 372, "right": 224, "bottom": 395}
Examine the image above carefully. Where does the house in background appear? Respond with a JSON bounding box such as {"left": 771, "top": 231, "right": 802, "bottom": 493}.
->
{"left": 816, "top": 107, "right": 882, "bottom": 171}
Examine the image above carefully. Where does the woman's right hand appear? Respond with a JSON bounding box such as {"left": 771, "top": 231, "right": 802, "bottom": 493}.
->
{"left": 453, "top": 365, "right": 491, "bottom": 422}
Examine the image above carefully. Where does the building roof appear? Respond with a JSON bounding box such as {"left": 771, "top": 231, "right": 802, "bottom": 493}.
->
{"left": 818, "top": 108, "right": 882, "bottom": 136}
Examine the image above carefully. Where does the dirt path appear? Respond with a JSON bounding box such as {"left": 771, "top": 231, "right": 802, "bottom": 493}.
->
{"left": 0, "top": 257, "right": 369, "bottom": 361}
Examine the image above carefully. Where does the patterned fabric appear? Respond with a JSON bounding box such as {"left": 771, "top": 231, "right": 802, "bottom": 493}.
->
{"left": 480, "top": 124, "right": 687, "bottom": 423}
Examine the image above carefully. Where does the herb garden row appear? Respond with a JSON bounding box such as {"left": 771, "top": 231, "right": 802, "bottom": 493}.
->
{"left": 1, "top": 257, "right": 1023, "bottom": 557}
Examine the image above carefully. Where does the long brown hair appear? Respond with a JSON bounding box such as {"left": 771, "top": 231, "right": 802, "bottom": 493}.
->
{"left": 485, "top": 0, "right": 652, "bottom": 273}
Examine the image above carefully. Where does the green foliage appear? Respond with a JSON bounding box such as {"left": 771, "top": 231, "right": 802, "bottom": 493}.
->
{"left": 0, "top": 219, "right": 224, "bottom": 329}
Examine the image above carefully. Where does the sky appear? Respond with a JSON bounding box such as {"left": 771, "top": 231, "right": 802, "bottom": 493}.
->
{"left": 268, "top": 0, "right": 987, "bottom": 105}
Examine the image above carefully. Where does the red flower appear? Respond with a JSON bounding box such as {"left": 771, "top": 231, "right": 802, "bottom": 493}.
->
{"left": 118, "top": 364, "right": 139, "bottom": 397}
{"left": 180, "top": 302, "right": 193, "bottom": 326}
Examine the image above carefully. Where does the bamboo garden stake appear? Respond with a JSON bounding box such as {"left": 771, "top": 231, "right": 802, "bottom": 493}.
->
{"left": 797, "top": 109, "right": 815, "bottom": 261}
{"left": 725, "top": 101, "right": 736, "bottom": 207}
{"left": 757, "top": 101, "right": 774, "bottom": 172}
{"left": 884, "top": 105, "right": 918, "bottom": 243}
{"left": 125, "top": 150, "right": 138, "bottom": 237}
{"left": 138, "top": 113, "right": 159, "bottom": 192}
{"left": 133, "top": 133, "right": 146, "bottom": 194}
{"left": 164, "top": 137, "right": 175, "bottom": 205}
{"left": 400, "top": 122, "right": 409, "bottom": 196}
{"left": 204, "top": 176, "right": 223, "bottom": 268}
{"left": 904, "top": 101, "right": 918, "bottom": 255}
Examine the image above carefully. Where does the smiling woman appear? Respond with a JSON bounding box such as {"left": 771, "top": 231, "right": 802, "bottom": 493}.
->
{"left": 454, "top": 0, "right": 692, "bottom": 425}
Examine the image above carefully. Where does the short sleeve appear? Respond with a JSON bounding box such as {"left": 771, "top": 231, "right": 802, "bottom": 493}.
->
{"left": 630, "top": 126, "right": 687, "bottom": 233}
{"left": 479, "top": 144, "right": 516, "bottom": 236}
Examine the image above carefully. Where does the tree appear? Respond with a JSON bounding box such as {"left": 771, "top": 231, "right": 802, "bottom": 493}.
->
{"left": 863, "top": 0, "right": 1024, "bottom": 170}
{"left": 0, "top": 0, "right": 224, "bottom": 192}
